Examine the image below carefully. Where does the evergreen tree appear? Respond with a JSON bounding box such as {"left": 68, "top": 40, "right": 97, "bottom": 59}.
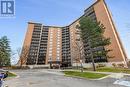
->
{"left": 0, "top": 36, "right": 11, "bottom": 66}
{"left": 79, "top": 17, "right": 111, "bottom": 71}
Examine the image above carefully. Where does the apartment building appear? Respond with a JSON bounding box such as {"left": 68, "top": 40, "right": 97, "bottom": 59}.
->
{"left": 19, "top": 0, "right": 128, "bottom": 67}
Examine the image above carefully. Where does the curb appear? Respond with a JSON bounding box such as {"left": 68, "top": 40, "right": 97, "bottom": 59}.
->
{"left": 5, "top": 71, "right": 19, "bottom": 80}
{"left": 10, "top": 71, "right": 19, "bottom": 79}
{"left": 64, "top": 74, "right": 109, "bottom": 80}
{"left": 62, "top": 70, "right": 109, "bottom": 80}
{"left": 62, "top": 69, "right": 130, "bottom": 76}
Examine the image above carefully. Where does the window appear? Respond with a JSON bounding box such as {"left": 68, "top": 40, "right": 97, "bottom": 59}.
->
{"left": 57, "top": 45, "right": 60, "bottom": 47}
{"left": 57, "top": 39, "right": 60, "bottom": 41}
{"left": 49, "top": 49, "right": 52, "bottom": 51}
{"left": 48, "top": 57, "right": 52, "bottom": 61}
{"left": 58, "top": 30, "right": 60, "bottom": 32}
{"left": 57, "top": 53, "right": 60, "bottom": 56}
{"left": 49, "top": 48, "right": 52, "bottom": 49}
{"left": 57, "top": 48, "right": 60, "bottom": 50}
{"left": 49, "top": 51, "right": 52, "bottom": 53}
{"left": 57, "top": 57, "right": 60, "bottom": 60}
{"left": 57, "top": 42, "right": 60, "bottom": 44}
{"left": 77, "top": 34, "right": 80, "bottom": 37}
{"left": 49, "top": 54, "right": 52, "bottom": 56}
{"left": 57, "top": 36, "right": 61, "bottom": 39}
{"left": 57, "top": 51, "right": 60, "bottom": 53}
{"left": 50, "top": 44, "right": 52, "bottom": 47}
{"left": 50, "top": 42, "right": 53, "bottom": 44}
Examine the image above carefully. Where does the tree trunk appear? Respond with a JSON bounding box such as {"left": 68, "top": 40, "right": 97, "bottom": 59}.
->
{"left": 90, "top": 50, "right": 96, "bottom": 71}
{"left": 20, "top": 59, "right": 23, "bottom": 68}
{"left": 88, "top": 41, "right": 96, "bottom": 71}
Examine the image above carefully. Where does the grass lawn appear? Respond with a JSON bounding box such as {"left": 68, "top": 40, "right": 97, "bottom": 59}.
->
{"left": 8, "top": 72, "right": 17, "bottom": 77}
{"left": 97, "top": 67, "right": 130, "bottom": 74}
{"left": 63, "top": 71, "right": 107, "bottom": 79}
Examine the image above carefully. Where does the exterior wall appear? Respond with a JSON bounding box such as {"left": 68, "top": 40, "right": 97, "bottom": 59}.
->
{"left": 61, "top": 27, "right": 71, "bottom": 67}
{"left": 26, "top": 23, "right": 43, "bottom": 65}
{"left": 68, "top": 0, "right": 128, "bottom": 66}
{"left": 19, "top": 0, "right": 128, "bottom": 67}
{"left": 93, "top": 0, "right": 127, "bottom": 65}
{"left": 37, "top": 26, "right": 48, "bottom": 65}
{"left": 73, "top": 62, "right": 125, "bottom": 68}
{"left": 18, "top": 23, "right": 34, "bottom": 65}
{"left": 46, "top": 27, "right": 62, "bottom": 64}
{"left": 23, "top": 23, "right": 34, "bottom": 48}
{"left": 69, "top": 21, "right": 81, "bottom": 64}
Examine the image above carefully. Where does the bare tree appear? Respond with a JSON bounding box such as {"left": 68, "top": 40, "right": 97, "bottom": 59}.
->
{"left": 17, "top": 46, "right": 29, "bottom": 68}
{"left": 72, "top": 28, "right": 84, "bottom": 72}
{"left": 75, "top": 39, "right": 84, "bottom": 72}
{"left": 10, "top": 51, "right": 17, "bottom": 65}
{"left": 72, "top": 44, "right": 80, "bottom": 69}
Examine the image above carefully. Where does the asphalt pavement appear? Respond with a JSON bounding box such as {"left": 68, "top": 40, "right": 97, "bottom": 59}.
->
{"left": 3, "top": 69, "right": 126, "bottom": 87}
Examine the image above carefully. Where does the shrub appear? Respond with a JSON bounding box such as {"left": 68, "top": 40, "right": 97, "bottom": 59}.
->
{"left": 112, "top": 63, "right": 117, "bottom": 68}
{"left": 9, "top": 66, "right": 30, "bottom": 69}
{"left": 117, "top": 63, "right": 125, "bottom": 68}
{"left": 96, "top": 63, "right": 106, "bottom": 68}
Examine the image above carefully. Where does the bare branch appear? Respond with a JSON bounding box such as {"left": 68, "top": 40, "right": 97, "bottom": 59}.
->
{"left": 17, "top": 46, "right": 30, "bottom": 67}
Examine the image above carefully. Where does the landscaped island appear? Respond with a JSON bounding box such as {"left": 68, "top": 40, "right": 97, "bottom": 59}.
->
{"left": 63, "top": 71, "right": 107, "bottom": 79}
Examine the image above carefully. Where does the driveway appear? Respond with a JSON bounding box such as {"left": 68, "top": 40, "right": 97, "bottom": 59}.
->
{"left": 4, "top": 69, "right": 126, "bottom": 87}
